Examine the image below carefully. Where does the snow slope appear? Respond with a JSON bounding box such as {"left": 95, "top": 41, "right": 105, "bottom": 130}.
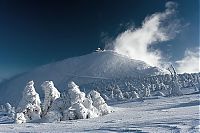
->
{"left": 0, "top": 93, "right": 199, "bottom": 132}
{"left": 0, "top": 50, "right": 162, "bottom": 106}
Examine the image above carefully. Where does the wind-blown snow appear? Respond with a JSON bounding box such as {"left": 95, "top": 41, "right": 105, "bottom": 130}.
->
{"left": 176, "top": 47, "right": 200, "bottom": 74}
{"left": 106, "top": 1, "right": 180, "bottom": 67}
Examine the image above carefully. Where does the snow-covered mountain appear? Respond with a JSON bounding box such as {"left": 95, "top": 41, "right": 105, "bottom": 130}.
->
{"left": 0, "top": 50, "right": 163, "bottom": 106}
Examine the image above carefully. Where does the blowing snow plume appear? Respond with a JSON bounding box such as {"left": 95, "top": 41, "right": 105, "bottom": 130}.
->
{"left": 106, "top": 1, "right": 180, "bottom": 67}
{"left": 176, "top": 47, "right": 200, "bottom": 74}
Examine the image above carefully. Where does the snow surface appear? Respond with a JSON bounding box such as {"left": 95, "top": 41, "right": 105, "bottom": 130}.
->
{"left": 0, "top": 93, "right": 199, "bottom": 133}
{"left": 0, "top": 50, "right": 163, "bottom": 106}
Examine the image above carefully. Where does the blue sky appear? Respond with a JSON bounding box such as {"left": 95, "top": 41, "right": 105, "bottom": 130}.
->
{"left": 0, "top": 0, "right": 199, "bottom": 79}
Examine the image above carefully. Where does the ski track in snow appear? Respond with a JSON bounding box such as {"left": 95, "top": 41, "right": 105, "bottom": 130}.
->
{"left": 0, "top": 93, "right": 199, "bottom": 133}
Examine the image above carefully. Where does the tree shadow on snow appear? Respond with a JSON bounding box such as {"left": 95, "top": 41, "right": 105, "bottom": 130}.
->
{"left": 84, "top": 126, "right": 148, "bottom": 133}
{"left": 149, "top": 100, "right": 200, "bottom": 111}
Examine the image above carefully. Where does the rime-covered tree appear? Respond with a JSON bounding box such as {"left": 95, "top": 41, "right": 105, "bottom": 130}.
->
{"left": 62, "top": 81, "right": 100, "bottom": 120}
{"left": 87, "top": 90, "right": 111, "bottom": 115}
{"left": 113, "top": 85, "right": 124, "bottom": 100}
{"left": 123, "top": 92, "right": 128, "bottom": 99}
{"left": 143, "top": 87, "right": 151, "bottom": 97}
{"left": 16, "top": 81, "right": 41, "bottom": 123}
{"left": 40, "top": 81, "right": 62, "bottom": 122}
{"left": 41, "top": 81, "right": 60, "bottom": 116}
{"left": 5, "top": 103, "right": 15, "bottom": 119}
{"left": 15, "top": 112, "right": 26, "bottom": 124}
{"left": 167, "top": 65, "right": 183, "bottom": 96}
{"left": 14, "top": 80, "right": 112, "bottom": 123}
{"left": 131, "top": 91, "right": 139, "bottom": 99}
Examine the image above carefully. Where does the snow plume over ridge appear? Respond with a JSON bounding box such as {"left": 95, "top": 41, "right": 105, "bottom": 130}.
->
{"left": 176, "top": 47, "right": 200, "bottom": 74}
{"left": 106, "top": 1, "right": 180, "bottom": 67}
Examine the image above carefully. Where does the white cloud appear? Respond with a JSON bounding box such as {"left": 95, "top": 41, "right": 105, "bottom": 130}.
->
{"left": 105, "top": 1, "right": 180, "bottom": 67}
{"left": 176, "top": 47, "right": 200, "bottom": 74}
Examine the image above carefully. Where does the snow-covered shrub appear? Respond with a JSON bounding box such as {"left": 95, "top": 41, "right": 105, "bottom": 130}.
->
{"left": 16, "top": 81, "right": 41, "bottom": 123}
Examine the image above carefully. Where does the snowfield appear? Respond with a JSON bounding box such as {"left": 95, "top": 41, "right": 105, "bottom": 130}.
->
{"left": 0, "top": 93, "right": 199, "bottom": 133}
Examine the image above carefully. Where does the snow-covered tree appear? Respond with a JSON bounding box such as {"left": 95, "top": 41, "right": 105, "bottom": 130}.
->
{"left": 71, "top": 103, "right": 89, "bottom": 119}
{"left": 107, "top": 85, "right": 114, "bottom": 99}
{"left": 62, "top": 81, "right": 99, "bottom": 120}
{"left": 87, "top": 90, "right": 111, "bottom": 116}
{"left": 42, "top": 110, "right": 62, "bottom": 123}
{"left": 131, "top": 91, "right": 140, "bottom": 99}
{"left": 40, "top": 81, "right": 62, "bottom": 122}
{"left": 63, "top": 108, "right": 76, "bottom": 120}
{"left": 113, "top": 85, "right": 124, "bottom": 100}
{"left": 142, "top": 84, "right": 151, "bottom": 97}
{"left": 169, "top": 80, "right": 183, "bottom": 96}
{"left": 5, "top": 103, "right": 15, "bottom": 119}
{"left": 154, "top": 91, "right": 165, "bottom": 97}
{"left": 160, "top": 82, "right": 167, "bottom": 90}
{"left": 151, "top": 84, "right": 156, "bottom": 91}
{"left": 15, "top": 81, "right": 111, "bottom": 123}
{"left": 123, "top": 92, "right": 131, "bottom": 99}
{"left": 0, "top": 103, "right": 15, "bottom": 122}
{"left": 41, "top": 81, "right": 60, "bottom": 116}
{"left": 194, "top": 84, "right": 199, "bottom": 92}
{"left": 67, "top": 81, "right": 86, "bottom": 105}
{"left": 16, "top": 81, "right": 41, "bottom": 123}
{"left": 167, "top": 65, "right": 183, "bottom": 96}
{"left": 15, "top": 112, "right": 26, "bottom": 124}
{"left": 62, "top": 81, "right": 111, "bottom": 121}
{"left": 101, "top": 93, "right": 110, "bottom": 101}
